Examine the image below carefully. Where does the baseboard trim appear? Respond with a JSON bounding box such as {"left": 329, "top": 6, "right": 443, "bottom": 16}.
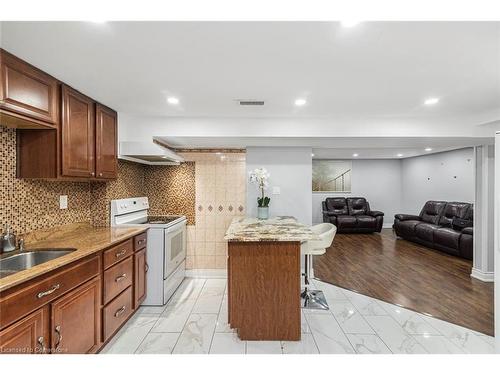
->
{"left": 186, "top": 269, "right": 227, "bottom": 278}
{"left": 471, "top": 268, "right": 494, "bottom": 282}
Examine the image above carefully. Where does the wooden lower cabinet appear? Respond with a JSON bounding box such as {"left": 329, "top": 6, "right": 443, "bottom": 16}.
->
{"left": 50, "top": 277, "right": 101, "bottom": 354}
{"left": 0, "top": 233, "right": 147, "bottom": 354}
{"left": 134, "top": 248, "right": 147, "bottom": 308}
{"left": 0, "top": 307, "right": 49, "bottom": 354}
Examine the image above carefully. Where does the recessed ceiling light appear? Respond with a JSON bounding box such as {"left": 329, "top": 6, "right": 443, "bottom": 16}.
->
{"left": 352, "top": 153, "right": 359, "bottom": 157}
{"left": 425, "top": 147, "right": 432, "bottom": 152}
{"left": 311, "top": 153, "right": 315, "bottom": 157}
{"left": 89, "top": 20, "right": 107, "bottom": 24}
{"left": 424, "top": 97, "right": 440, "bottom": 105}
{"left": 167, "top": 97, "right": 179, "bottom": 105}
{"left": 397, "top": 153, "right": 404, "bottom": 158}
{"left": 294, "top": 98, "right": 307, "bottom": 106}
{"left": 340, "top": 20, "right": 361, "bottom": 28}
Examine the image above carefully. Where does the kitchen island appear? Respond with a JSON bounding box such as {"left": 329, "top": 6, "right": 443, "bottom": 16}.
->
{"left": 224, "top": 216, "right": 319, "bottom": 341}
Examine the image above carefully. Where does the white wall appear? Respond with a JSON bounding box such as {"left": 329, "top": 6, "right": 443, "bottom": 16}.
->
{"left": 246, "top": 147, "right": 312, "bottom": 225}
{"left": 401, "top": 148, "right": 474, "bottom": 214}
{"left": 312, "top": 159, "right": 402, "bottom": 225}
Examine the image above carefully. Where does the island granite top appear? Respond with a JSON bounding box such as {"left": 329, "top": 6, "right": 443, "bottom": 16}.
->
{"left": 224, "top": 216, "right": 320, "bottom": 242}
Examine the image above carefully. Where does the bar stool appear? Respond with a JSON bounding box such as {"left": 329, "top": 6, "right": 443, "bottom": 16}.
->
{"left": 300, "top": 223, "right": 337, "bottom": 310}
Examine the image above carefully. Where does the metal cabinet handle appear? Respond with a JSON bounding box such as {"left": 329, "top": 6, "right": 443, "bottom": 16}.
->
{"left": 37, "top": 284, "right": 60, "bottom": 299}
{"left": 145, "top": 262, "right": 149, "bottom": 273}
{"left": 90, "top": 172, "right": 95, "bottom": 176}
{"left": 37, "top": 336, "right": 45, "bottom": 353}
{"left": 114, "top": 306, "right": 126, "bottom": 317}
{"left": 54, "top": 325, "right": 62, "bottom": 351}
{"left": 115, "top": 273, "right": 127, "bottom": 282}
{"left": 137, "top": 239, "right": 145, "bottom": 244}
{"left": 115, "top": 249, "right": 127, "bottom": 258}
{"left": 99, "top": 173, "right": 103, "bottom": 177}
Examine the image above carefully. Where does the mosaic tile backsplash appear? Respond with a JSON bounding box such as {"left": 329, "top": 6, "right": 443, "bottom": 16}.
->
{"left": 1, "top": 126, "right": 93, "bottom": 234}
{"left": 1, "top": 127, "right": 246, "bottom": 270}
{"left": 144, "top": 162, "right": 196, "bottom": 225}
{"left": 1, "top": 126, "right": 195, "bottom": 234}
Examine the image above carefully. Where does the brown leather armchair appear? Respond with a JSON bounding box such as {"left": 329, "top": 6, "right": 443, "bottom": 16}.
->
{"left": 322, "top": 197, "right": 384, "bottom": 233}
{"left": 393, "top": 201, "right": 473, "bottom": 260}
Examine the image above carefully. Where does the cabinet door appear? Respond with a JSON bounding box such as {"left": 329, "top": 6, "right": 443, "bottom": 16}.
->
{"left": 50, "top": 277, "right": 101, "bottom": 354}
{"left": 0, "top": 307, "right": 49, "bottom": 354}
{"left": 95, "top": 104, "right": 118, "bottom": 179}
{"left": 61, "top": 85, "right": 95, "bottom": 178}
{"left": 0, "top": 49, "right": 58, "bottom": 129}
{"left": 134, "top": 248, "right": 147, "bottom": 308}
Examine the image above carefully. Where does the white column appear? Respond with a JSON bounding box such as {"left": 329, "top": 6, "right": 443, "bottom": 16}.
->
{"left": 472, "top": 145, "right": 495, "bottom": 281}
{"left": 494, "top": 133, "right": 500, "bottom": 348}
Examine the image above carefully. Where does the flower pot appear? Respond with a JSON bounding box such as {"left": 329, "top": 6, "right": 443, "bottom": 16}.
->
{"left": 257, "top": 207, "right": 269, "bottom": 219}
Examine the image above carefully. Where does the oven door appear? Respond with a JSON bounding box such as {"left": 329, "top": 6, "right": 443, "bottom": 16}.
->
{"left": 164, "top": 220, "right": 187, "bottom": 279}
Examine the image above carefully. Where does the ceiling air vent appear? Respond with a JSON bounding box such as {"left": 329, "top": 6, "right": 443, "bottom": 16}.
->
{"left": 238, "top": 100, "right": 265, "bottom": 106}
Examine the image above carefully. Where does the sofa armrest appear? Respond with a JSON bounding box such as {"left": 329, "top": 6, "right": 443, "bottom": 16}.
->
{"left": 368, "top": 210, "right": 384, "bottom": 217}
{"left": 322, "top": 210, "right": 338, "bottom": 217}
{"left": 395, "top": 214, "right": 420, "bottom": 221}
{"left": 461, "top": 227, "right": 473, "bottom": 235}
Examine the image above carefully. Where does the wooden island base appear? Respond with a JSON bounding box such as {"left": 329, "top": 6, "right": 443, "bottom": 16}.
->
{"left": 227, "top": 241, "right": 301, "bottom": 341}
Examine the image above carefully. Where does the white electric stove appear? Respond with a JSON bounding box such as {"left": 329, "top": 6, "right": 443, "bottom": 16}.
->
{"left": 110, "top": 197, "right": 186, "bottom": 305}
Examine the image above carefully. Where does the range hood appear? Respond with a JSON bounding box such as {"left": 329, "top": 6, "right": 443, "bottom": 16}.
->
{"left": 119, "top": 141, "right": 184, "bottom": 165}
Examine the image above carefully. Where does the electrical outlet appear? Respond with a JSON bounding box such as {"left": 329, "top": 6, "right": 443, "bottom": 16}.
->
{"left": 59, "top": 195, "right": 68, "bottom": 209}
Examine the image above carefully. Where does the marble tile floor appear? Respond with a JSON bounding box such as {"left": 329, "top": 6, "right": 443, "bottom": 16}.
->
{"left": 101, "top": 278, "right": 496, "bottom": 354}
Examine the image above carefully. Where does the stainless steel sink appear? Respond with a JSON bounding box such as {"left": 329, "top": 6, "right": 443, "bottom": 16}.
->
{"left": 0, "top": 249, "right": 76, "bottom": 278}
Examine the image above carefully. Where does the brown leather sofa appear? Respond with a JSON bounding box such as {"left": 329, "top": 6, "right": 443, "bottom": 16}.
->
{"left": 322, "top": 197, "right": 384, "bottom": 233}
{"left": 393, "top": 201, "right": 473, "bottom": 260}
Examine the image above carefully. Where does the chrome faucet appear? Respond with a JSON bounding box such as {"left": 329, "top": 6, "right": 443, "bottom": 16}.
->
{"left": 18, "top": 238, "right": 25, "bottom": 252}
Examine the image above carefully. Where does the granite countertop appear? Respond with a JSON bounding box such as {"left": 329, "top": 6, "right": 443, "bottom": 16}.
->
{"left": 224, "top": 216, "right": 320, "bottom": 242}
{"left": 0, "top": 222, "right": 146, "bottom": 292}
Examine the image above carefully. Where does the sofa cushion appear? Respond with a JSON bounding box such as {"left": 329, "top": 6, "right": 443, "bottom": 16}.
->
{"left": 325, "top": 198, "right": 348, "bottom": 215}
{"left": 336, "top": 215, "right": 357, "bottom": 228}
{"left": 356, "top": 215, "right": 377, "bottom": 229}
{"left": 434, "top": 227, "right": 461, "bottom": 249}
{"left": 396, "top": 220, "right": 421, "bottom": 237}
{"left": 415, "top": 223, "right": 440, "bottom": 242}
{"left": 419, "top": 201, "right": 447, "bottom": 224}
{"left": 438, "top": 202, "right": 471, "bottom": 227}
{"left": 347, "top": 197, "right": 368, "bottom": 216}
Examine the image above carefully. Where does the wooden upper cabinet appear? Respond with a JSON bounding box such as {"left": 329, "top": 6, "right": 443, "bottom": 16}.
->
{"left": 50, "top": 277, "right": 101, "bottom": 354}
{"left": 0, "top": 49, "right": 59, "bottom": 129}
{"left": 61, "top": 85, "right": 96, "bottom": 178}
{"left": 96, "top": 104, "right": 118, "bottom": 179}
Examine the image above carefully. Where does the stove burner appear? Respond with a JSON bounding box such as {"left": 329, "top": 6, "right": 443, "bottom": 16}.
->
{"left": 146, "top": 216, "right": 183, "bottom": 224}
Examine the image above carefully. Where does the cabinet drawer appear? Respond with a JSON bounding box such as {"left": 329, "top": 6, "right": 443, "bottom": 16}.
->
{"left": 0, "top": 255, "right": 100, "bottom": 329}
{"left": 103, "top": 257, "right": 133, "bottom": 305}
{"left": 134, "top": 232, "right": 147, "bottom": 251}
{"left": 103, "top": 287, "right": 133, "bottom": 342}
{"left": 103, "top": 239, "right": 133, "bottom": 269}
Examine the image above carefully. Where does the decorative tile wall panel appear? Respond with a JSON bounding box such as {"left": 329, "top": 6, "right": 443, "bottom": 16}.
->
{"left": 182, "top": 152, "right": 246, "bottom": 270}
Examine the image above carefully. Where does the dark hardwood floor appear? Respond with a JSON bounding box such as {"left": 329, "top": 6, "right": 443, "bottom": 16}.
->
{"left": 314, "top": 229, "right": 494, "bottom": 336}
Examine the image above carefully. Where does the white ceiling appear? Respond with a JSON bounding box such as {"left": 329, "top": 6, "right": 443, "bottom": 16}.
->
{"left": 157, "top": 135, "right": 491, "bottom": 159}
{"left": 1, "top": 21, "right": 499, "bottom": 121}
{"left": 2, "top": 21, "right": 499, "bottom": 157}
